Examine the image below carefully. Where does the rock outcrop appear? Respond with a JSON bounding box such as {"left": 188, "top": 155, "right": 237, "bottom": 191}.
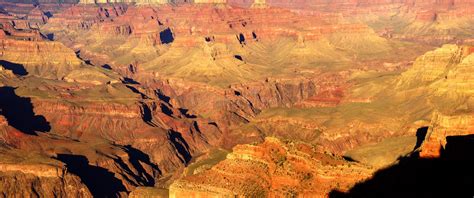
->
{"left": 0, "top": 38, "right": 84, "bottom": 78}
{"left": 397, "top": 45, "right": 467, "bottom": 89}
{"left": 0, "top": 147, "right": 92, "bottom": 197}
{"left": 420, "top": 112, "right": 474, "bottom": 158}
{"left": 407, "top": 45, "right": 474, "bottom": 158}
{"left": 170, "top": 137, "right": 373, "bottom": 197}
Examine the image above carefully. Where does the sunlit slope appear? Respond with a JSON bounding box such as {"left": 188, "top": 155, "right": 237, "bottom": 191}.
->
{"left": 236, "top": 44, "right": 474, "bottom": 166}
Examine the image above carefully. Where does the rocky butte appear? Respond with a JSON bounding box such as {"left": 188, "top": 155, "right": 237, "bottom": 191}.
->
{"left": 0, "top": 0, "right": 473, "bottom": 197}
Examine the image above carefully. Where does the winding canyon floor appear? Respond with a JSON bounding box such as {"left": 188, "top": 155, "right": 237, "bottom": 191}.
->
{"left": 0, "top": 0, "right": 473, "bottom": 197}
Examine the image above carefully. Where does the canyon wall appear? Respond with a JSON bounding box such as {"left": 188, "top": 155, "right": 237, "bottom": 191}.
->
{"left": 1, "top": 1, "right": 473, "bottom": 197}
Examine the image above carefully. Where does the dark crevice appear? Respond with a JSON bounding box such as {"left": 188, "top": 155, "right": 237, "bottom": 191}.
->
{"left": 55, "top": 154, "right": 127, "bottom": 197}
{"left": 0, "top": 60, "right": 28, "bottom": 76}
{"left": 44, "top": 11, "right": 53, "bottom": 18}
{"left": 112, "top": 145, "right": 161, "bottom": 186}
{"left": 74, "top": 51, "right": 91, "bottom": 65}
{"left": 128, "top": 64, "right": 137, "bottom": 74}
{"left": 231, "top": 111, "right": 250, "bottom": 123}
{"left": 192, "top": 121, "right": 200, "bottom": 133}
{"left": 208, "top": 122, "right": 218, "bottom": 127}
{"left": 160, "top": 28, "right": 174, "bottom": 44}
{"left": 237, "top": 33, "right": 246, "bottom": 45}
{"left": 160, "top": 103, "right": 173, "bottom": 117}
{"left": 141, "top": 103, "right": 157, "bottom": 127}
{"left": 178, "top": 108, "right": 197, "bottom": 118}
{"left": 122, "top": 77, "right": 140, "bottom": 85}
{"left": 342, "top": 156, "right": 358, "bottom": 162}
{"left": 45, "top": 33, "right": 54, "bottom": 41}
{"left": 102, "top": 64, "right": 112, "bottom": 70}
{"left": 125, "top": 85, "right": 147, "bottom": 99}
{"left": 252, "top": 31, "right": 258, "bottom": 40}
{"left": 169, "top": 130, "right": 192, "bottom": 164}
{"left": 155, "top": 90, "right": 171, "bottom": 104}
{"left": 234, "top": 55, "right": 243, "bottom": 61}
{"left": 414, "top": 126, "right": 429, "bottom": 150}
{"left": 0, "top": 86, "right": 50, "bottom": 135}
{"left": 123, "top": 145, "right": 161, "bottom": 176}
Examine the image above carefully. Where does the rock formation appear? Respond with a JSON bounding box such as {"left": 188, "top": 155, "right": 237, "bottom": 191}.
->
{"left": 170, "top": 137, "right": 373, "bottom": 197}
{"left": 405, "top": 45, "right": 474, "bottom": 158}
{"left": 0, "top": 147, "right": 92, "bottom": 197}
{"left": 0, "top": 1, "right": 473, "bottom": 197}
{"left": 420, "top": 112, "right": 473, "bottom": 158}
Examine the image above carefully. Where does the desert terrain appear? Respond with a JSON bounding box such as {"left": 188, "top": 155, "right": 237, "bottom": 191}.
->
{"left": 0, "top": 0, "right": 473, "bottom": 197}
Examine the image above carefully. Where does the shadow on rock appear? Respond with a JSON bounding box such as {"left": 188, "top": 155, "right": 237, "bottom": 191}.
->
{"left": 169, "top": 130, "right": 192, "bottom": 164}
{"left": 160, "top": 28, "right": 174, "bottom": 44}
{"left": 0, "top": 86, "right": 50, "bottom": 135}
{"left": 414, "top": 126, "right": 428, "bottom": 150}
{"left": 330, "top": 134, "right": 474, "bottom": 198}
{"left": 0, "top": 60, "right": 28, "bottom": 76}
{"left": 120, "top": 145, "right": 162, "bottom": 186}
{"left": 56, "top": 154, "right": 127, "bottom": 197}
{"left": 179, "top": 108, "right": 197, "bottom": 118}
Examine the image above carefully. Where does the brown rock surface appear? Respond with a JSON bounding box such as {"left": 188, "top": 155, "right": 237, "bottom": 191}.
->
{"left": 420, "top": 112, "right": 474, "bottom": 158}
{"left": 0, "top": 1, "right": 474, "bottom": 197}
{"left": 0, "top": 147, "right": 92, "bottom": 197}
{"left": 0, "top": 38, "right": 84, "bottom": 78}
{"left": 170, "top": 137, "right": 373, "bottom": 197}
{"left": 413, "top": 45, "right": 474, "bottom": 158}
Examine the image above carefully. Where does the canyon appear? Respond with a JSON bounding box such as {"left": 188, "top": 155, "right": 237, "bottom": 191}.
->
{"left": 0, "top": 0, "right": 473, "bottom": 197}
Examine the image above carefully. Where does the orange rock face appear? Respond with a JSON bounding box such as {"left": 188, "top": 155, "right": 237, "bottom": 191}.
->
{"left": 170, "top": 137, "right": 373, "bottom": 197}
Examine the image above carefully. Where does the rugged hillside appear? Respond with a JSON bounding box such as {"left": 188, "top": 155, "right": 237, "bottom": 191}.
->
{"left": 42, "top": 4, "right": 418, "bottom": 85}
{"left": 0, "top": 6, "right": 222, "bottom": 196}
{"left": 0, "top": 1, "right": 473, "bottom": 197}
{"left": 0, "top": 11, "right": 121, "bottom": 81}
{"left": 170, "top": 137, "right": 373, "bottom": 197}
{"left": 0, "top": 77, "right": 222, "bottom": 196}
{"left": 39, "top": 3, "right": 432, "bottom": 144}
{"left": 166, "top": 43, "right": 474, "bottom": 198}
{"left": 240, "top": 44, "right": 474, "bottom": 166}
{"left": 0, "top": 146, "right": 92, "bottom": 197}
